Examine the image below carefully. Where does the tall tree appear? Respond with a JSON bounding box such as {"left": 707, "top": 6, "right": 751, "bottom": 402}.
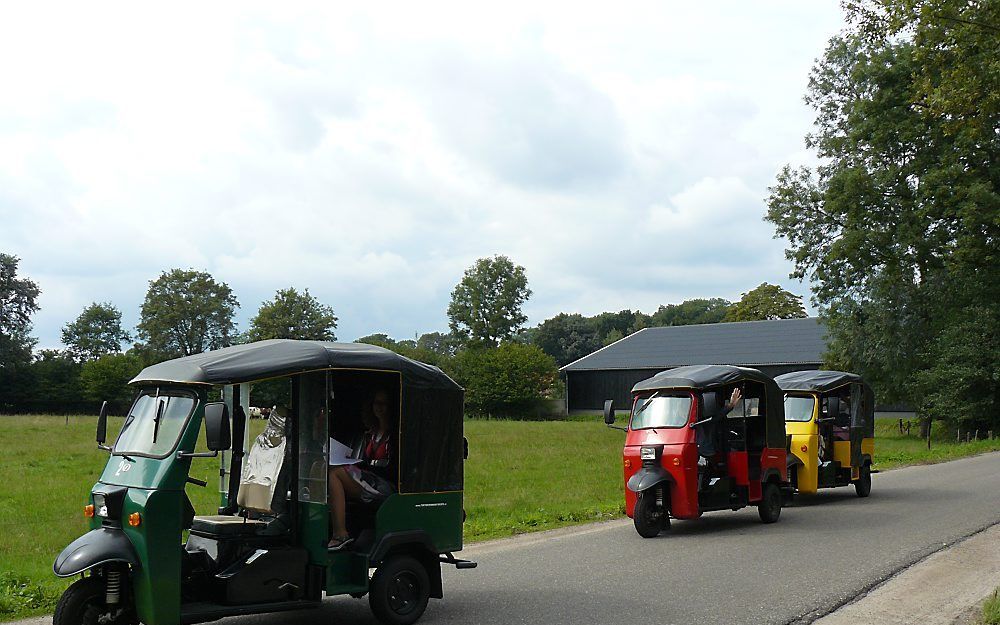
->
{"left": 766, "top": 1, "right": 999, "bottom": 426}
{"left": 137, "top": 269, "right": 239, "bottom": 358}
{"left": 447, "top": 255, "right": 532, "bottom": 347}
{"left": 0, "top": 253, "right": 41, "bottom": 410}
{"left": 62, "top": 302, "right": 131, "bottom": 361}
{"left": 246, "top": 288, "right": 337, "bottom": 342}
{"left": 30, "top": 349, "right": 83, "bottom": 409}
{"left": 724, "top": 283, "right": 807, "bottom": 322}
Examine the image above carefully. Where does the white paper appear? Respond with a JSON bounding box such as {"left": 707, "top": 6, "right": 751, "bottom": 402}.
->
{"left": 328, "top": 437, "right": 362, "bottom": 466}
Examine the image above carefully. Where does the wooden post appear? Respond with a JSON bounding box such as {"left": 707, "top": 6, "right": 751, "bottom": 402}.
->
{"left": 974, "top": 429, "right": 979, "bottom": 441}
{"left": 927, "top": 419, "right": 932, "bottom": 450}
{"left": 957, "top": 429, "right": 961, "bottom": 443}
{"left": 898, "top": 418, "right": 903, "bottom": 435}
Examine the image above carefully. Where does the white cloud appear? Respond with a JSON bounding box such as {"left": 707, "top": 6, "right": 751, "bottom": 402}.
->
{"left": 0, "top": 0, "right": 838, "bottom": 348}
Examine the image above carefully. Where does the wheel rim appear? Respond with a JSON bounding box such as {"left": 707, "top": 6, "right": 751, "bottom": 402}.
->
{"left": 642, "top": 495, "right": 662, "bottom": 524}
{"left": 387, "top": 570, "right": 420, "bottom": 615}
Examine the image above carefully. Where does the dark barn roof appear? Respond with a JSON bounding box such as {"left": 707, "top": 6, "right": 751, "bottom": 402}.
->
{"left": 561, "top": 318, "right": 827, "bottom": 372}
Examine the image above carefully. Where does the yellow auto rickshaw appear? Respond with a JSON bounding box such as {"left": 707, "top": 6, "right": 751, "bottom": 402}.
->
{"left": 774, "top": 370, "right": 875, "bottom": 497}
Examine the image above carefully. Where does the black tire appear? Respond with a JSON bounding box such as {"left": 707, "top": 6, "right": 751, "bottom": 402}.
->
{"left": 369, "top": 555, "right": 430, "bottom": 625}
{"left": 855, "top": 463, "right": 872, "bottom": 498}
{"left": 633, "top": 490, "right": 666, "bottom": 538}
{"left": 758, "top": 483, "right": 782, "bottom": 524}
{"left": 53, "top": 576, "right": 136, "bottom": 625}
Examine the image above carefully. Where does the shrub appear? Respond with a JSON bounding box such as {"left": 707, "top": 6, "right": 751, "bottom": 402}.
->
{"left": 449, "top": 343, "right": 558, "bottom": 417}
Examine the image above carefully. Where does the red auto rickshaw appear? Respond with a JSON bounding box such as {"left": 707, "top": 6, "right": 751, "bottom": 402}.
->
{"left": 605, "top": 365, "right": 790, "bottom": 537}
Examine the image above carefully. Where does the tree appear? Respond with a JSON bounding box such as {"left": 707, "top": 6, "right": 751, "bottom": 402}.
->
{"left": 354, "top": 333, "right": 396, "bottom": 348}
{"left": 532, "top": 313, "right": 602, "bottom": 367}
{"left": 79, "top": 353, "right": 143, "bottom": 403}
{"left": 30, "top": 349, "right": 82, "bottom": 410}
{"left": 61, "top": 302, "right": 131, "bottom": 361}
{"left": 448, "top": 343, "right": 558, "bottom": 416}
{"left": 650, "top": 298, "right": 732, "bottom": 326}
{"left": 724, "top": 284, "right": 807, "bottom": 322}
{"left": 137, "top": 269, "right": 239, "bottom": 358}
{"left": 447, "top": 255, "right": 532, "bottom": 347}
{"left": 246, "top": 288, "right": 337, "bottom": 342}
{"left": 766, "top": 2, "right": 1000, "bottom": 427}
{"left": 416, "top": 331, "right": 460, "bottom": 357}
{"left": 0, "top": 253, "right": 41, "bottom": 410}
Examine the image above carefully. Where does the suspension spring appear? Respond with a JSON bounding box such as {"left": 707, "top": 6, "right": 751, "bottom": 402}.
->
{"left": 105, "top": 569, "right": 121, "bottom": 605}
{"left": 655, "top": 487, "right": 663, "bottom": 508}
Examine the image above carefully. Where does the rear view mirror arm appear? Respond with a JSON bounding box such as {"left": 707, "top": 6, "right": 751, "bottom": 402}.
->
{"left": 176, "top": 450, "right": 220, "bottom": 459}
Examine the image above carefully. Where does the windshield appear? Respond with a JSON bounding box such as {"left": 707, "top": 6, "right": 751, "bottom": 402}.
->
{"left": 784, "top": 395, "right": 816, "bottom": 422}
{"left": 114, "top": 390, "right": 198, "bottom": 458}
{"left": 630, "top": 395, "right": 692, "bottom": 429}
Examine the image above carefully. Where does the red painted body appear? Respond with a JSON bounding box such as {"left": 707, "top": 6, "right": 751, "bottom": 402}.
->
{"left": 622, "top": 392, "right": 788, "bottom": 520}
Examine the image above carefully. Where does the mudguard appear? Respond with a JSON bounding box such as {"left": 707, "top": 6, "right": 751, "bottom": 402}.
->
{"left": 626, "top": 466, "right": 675, "bottom": 493}
{"left": 787, "top": 454, "right": 804, "bottom": 468}
{"left": 53, "top": 527, "right": 140, "bottom": 577}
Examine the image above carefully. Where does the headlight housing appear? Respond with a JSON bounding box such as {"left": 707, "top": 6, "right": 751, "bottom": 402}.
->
{"left": 640, "top": 446, "right": 657, "bottom": 460}
{"left": 93, "top": 493, "right": 109, "bottom": 518}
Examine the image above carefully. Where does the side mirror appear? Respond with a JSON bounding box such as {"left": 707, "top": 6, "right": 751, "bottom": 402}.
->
{"left": 603, "top": 400, "right": 615, "bottom": 425}
{"left": 96, "top": 401, "right": 110, "bottom": 450}
{"left": 825, "top": 397, "right": 841, "bottom": 420}
{"left": 701, "top": 391, "right": 721, "bottom": 418}
{"left": 204, "top": 402, "right": 232, "bottom": 452}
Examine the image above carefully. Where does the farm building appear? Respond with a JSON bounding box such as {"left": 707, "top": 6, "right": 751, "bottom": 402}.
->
{"left": 560, "top": 317, "right": 828, "bottom": 412}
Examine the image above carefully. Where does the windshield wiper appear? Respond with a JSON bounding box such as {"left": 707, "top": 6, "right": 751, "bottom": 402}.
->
{"left": 152, "top": 399, "right": 164, "bottom": 444}
{"left": 636, "top": 391, "right": 660, "bottom": 415}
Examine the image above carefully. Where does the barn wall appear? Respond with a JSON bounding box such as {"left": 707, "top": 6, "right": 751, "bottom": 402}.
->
{"left": 566, "top": 363, "right": 824, "bottom": 413}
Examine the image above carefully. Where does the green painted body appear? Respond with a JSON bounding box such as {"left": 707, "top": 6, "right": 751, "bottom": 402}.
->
{"left": 71, "top": 382, "right": 467, "bottom": 625}
{"left": 86, "top": 389, "right": 207, "bottom": 625}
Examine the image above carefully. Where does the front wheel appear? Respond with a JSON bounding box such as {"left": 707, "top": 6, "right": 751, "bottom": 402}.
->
{"left": 633, "top": 490, "right": 667, "bottom": 538}
{"left": 369, "top": 555, "right": 430, "bottom": 625}
{"left": 53, "top": 576, "right": 137, "bottom": 625}
{"left": 758, "top": 483, "right": 782, "bottom": 524}
{"left": 855, "top": 463, "right": 872, "bottom": 498}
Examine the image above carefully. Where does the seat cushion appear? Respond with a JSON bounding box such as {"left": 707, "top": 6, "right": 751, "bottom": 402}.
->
{"left": 190, "top": 515, "right": 266, "bottom": 538}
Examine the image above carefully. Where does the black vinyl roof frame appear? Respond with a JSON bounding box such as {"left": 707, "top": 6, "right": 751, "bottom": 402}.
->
{"left": 130, "top": 339, "right": 461, "bottom": 391}
{"left": 774, "top": 370, "right": 867, "bottom": 394}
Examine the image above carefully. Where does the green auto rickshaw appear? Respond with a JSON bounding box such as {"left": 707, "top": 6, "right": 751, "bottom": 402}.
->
{"left": 53, "top": 339, "right": 475, "bottom": 625}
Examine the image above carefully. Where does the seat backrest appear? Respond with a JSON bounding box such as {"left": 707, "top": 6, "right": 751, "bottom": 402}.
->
{"left": 237, "top": 409, "right": 288, "bottom": 514}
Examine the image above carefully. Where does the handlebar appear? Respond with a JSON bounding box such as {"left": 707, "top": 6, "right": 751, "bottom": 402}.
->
{"left": 186, "top": 476, "right": 207, "bottom": 487}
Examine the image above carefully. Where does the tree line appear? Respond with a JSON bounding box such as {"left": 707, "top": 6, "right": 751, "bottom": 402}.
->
{"left": 0, "top": 252, "right": 805, "bottom": 418}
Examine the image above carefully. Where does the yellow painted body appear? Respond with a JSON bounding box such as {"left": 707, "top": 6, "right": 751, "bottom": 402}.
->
{"left": 785, "top": 393, "right": 874, "bottom": 493}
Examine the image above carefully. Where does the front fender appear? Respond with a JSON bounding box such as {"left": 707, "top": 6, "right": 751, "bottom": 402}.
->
{"left": 53, "top": 527, "right": 140, "bottom": 577}
{"left": 626, "top": 466, "right": 675, "bottom": 493}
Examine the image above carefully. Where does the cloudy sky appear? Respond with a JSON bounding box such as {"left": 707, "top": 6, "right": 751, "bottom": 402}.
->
{"left": 0, "top": 1, "right": 845, "bottom": 349}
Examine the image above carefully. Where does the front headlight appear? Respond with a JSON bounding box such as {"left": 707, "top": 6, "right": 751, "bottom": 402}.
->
{"left": 93, "top": 493, "right": 108, "bottom": 518}
{"left": 640, "top": 446, "right": 657, "bottom": 460}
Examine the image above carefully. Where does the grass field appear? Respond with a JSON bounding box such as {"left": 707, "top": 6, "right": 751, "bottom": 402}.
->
{"left": 1, "top": 413, "right": 998, "bottom": 621}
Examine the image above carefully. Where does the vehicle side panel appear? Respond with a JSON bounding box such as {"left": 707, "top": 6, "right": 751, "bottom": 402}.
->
{"left": 374, "top": 492, "right": 463, "bottom": 555}
{"left": 727, "top": 451, "right": 749, "bottom": 486}
{"left": 833, "top": 440, "right": 852, "bottom": 470}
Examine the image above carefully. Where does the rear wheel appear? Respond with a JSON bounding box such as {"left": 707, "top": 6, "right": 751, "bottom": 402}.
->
{"left": 369, "top": 555, "right": 430, "bottom": 625}
{"left": 757, "top": 483, "right": 781, "bottom": 524}
{"left": 855, "top": 463, "right": 872, "bottom": 498}
{"left": 633, "top": 489, "right": 667, "bottom": 538}
{"left": 53, "top": 575, "right": 137, "bottom": 625}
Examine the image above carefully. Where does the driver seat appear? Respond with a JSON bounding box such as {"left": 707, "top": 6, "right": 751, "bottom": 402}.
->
{"left": 190, "top": 409, "right": 291, "bottom": 538}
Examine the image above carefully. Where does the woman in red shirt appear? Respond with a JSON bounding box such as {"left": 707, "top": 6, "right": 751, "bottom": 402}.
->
{"left": 327, "top": 389, "right": 395, "bottom": 550}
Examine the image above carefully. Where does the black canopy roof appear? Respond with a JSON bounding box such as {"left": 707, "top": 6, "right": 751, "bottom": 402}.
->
{"left": 632, "top": 364, "right": 777, "bottom": 393}
{"left": 774, "top": 370, "right": 864, "bottom": 393}
{"left": 130, "top": 339, "right": 461, "bottom": 391}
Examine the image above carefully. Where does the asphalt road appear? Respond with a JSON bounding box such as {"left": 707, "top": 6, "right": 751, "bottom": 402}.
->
{"left": 218, "top": 451, "right": 1000, "bottom": 625}
{"left": 21, "top": 452, "right": 999, "bottom": 625}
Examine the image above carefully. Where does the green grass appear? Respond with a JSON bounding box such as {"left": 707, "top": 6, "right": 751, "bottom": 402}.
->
{"left": 983, "top": 588, "right": 1000, "bottom": 625}
{"left": 0, "top": 413, "right": 997, "bottom": 621}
